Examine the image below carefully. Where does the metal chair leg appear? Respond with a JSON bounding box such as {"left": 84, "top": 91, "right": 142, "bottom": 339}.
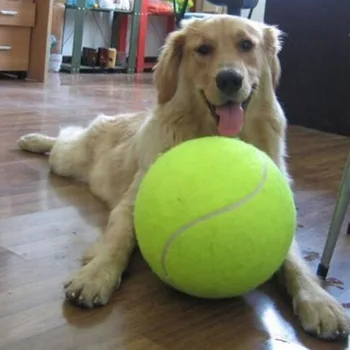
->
{"left": 317, "top": 152, "right": 350, "bottom": 279}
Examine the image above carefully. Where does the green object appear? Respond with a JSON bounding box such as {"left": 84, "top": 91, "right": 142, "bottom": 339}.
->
{"left": 126, "top": 0, "right": 141, "bottom": 74}
{"left": 171, "top": 0, "right": 194, "bottom": 12}
{"left": 134, "top": 137, "right": 296, "bottom": 299}
{"left": 70, "top": 0, "right": 85, "bottom": 73}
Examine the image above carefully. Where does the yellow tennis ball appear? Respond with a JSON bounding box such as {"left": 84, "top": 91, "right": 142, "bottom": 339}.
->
{"left": 134, "top": 137, "right": 296, "bottom": 298}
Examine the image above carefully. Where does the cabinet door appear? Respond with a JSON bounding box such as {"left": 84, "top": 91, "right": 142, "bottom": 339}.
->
{"left": 0, "top": 0, "right": 36, "bottom": 27}
{"left": 265, "top": 0, "right": 350, "bottom": 136}
{"left": 0, "top": 27, "right": 31, "bottom": 71}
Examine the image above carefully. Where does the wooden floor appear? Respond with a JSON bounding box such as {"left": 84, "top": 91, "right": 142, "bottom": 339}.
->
{"left": 0, "top": 74, "right": 349, "bottom": 350}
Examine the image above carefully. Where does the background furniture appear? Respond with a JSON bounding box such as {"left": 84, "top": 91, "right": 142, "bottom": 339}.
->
{"left": 60, "top": 0, "right": 141, "bottom": 74}
{"left": 265, "top": 0, "right": 350, "bottom": 137}
{"left": 207, "top": 0, "right": 257, "bottom": 16}
{"left": 0, "top": 0, "right": 53, "bottom": 82}
{"left": 135, "top": 0, "right": 176, "bottom": 73}
{"left": 317, "top": 153, "right": 350, "bottom": 279}
{"left": 135, "top": 0, "right": 259, "bottom": 73}
{"left": 181, "top": 0, "right": 258, "bottom": 24}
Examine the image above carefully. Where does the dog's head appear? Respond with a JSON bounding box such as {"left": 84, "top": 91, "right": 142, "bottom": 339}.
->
{"left": 154, "top": 15, "right": 283, "bottom": 137}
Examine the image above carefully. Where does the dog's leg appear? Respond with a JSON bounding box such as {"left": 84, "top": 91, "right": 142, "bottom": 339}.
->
{"left": 265, "top": 137, "right": 350, "bottom": 339}
{"left": 64, "top": 201, "right": 135, "bottom": 307}
{"left": 18, "top": 134, "right": 56, "bottom": 154}
{"left": 64, "top": 171, "right": 143, "bottom": 308}
{"left": 19, "top": 126, "right": 91, "bottom": 182}
{"left": 243, "top": 113, "right": 349, "bottom": 339}
{"left": 282, "top": 241, "right": 349, "bottom": 340}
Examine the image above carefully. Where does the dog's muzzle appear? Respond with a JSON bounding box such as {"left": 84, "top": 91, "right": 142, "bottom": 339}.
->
{"left": 200, "top": 85, "right": 256, "bottom": 138}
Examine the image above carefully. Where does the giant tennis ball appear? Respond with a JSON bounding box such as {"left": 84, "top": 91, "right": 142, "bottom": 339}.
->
{"left": 134, "top": 137, "right": 296, "bottom": 298}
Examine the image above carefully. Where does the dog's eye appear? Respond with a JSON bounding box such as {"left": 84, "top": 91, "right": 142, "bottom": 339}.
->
{"left": 195, "top": 44, "right": 213, "bottom": 56}
{"left": 239, "top": 39, "right": 254, "bottom": 52}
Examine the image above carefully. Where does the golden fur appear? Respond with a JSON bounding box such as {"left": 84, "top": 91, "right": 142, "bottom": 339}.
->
{"left": 18, "top": 15, "right": 349, "bottom": 340}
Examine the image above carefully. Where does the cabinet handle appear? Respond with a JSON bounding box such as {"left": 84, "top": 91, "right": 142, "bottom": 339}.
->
{"left": 0, "top": 46, "right": 11, "bottom": 51}
{"left": 0, "top": 10, "right": 18, "bottom": 16}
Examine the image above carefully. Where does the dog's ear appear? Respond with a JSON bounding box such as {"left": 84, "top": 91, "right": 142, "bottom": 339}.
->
{"left": 153, "top": 29, "right": 185, "bottom": 104}
{"left": 263, "top": 25, "right": 284, "bottom": 89}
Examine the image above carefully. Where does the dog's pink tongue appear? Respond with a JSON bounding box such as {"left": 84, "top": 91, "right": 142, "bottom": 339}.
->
{"left": 216, "top": 103, "right": 244, "bottom": 137}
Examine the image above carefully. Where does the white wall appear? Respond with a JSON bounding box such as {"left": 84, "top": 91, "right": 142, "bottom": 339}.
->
{"left": 62, "top": 0, "right": 266, "bottom": 57}
{"left": 242, "top": 0, "right": 265, "bottom": 22}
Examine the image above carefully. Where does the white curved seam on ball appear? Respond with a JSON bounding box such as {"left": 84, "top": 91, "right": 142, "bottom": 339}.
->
{"left": 160, "top": 159, "right": 269, "bottom": 279}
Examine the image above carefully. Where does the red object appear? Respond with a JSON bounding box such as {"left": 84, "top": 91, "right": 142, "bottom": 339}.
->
{"left": 136, "top": 0, "right": 196, "bottom": 73}
{"left": 167, "top": 15, "right": 175, "bottom": 34}
{"left": 118, "top": 15, "right": 128, "bottom": 53}
{"left": 136, "top": 0, "right": 176, "bottom": 73}
{"left": 136, "top": 0, "right": 149, "bottom": 73}
{"left": 148, "top": 0, "right": 173, "bottom": 14}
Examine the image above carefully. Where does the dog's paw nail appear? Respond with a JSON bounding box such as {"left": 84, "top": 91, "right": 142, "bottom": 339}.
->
{"left": 115, "top": 276, "right": 122, "bottom": 289}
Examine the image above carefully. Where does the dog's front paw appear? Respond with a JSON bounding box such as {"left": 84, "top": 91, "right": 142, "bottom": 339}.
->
{"left": 293, "top": 286, "right": 349, "bottom": 340}
{"left": 64, "top": 263, "right": 122, "bottom": 308}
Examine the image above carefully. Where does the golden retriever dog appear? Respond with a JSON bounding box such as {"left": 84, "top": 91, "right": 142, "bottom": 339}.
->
{"left": 17, "top": 15, "right": 349, "bottom": 340}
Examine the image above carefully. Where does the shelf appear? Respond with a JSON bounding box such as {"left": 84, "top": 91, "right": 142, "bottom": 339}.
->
{"left": 66, "top": 5, "right": 176, "bottom": 16}
{"left": 147, "top": 12, "right": 175, "bottom": 16}
{"left": 65, "top": 5, "right": 133, "bottom": 14}
{"left": 60, "top": 63, "right": 127, "bottom": 74}
{"left": 63, "top": 0, "right": 141, "bottom": 74}
{"left": 143, "top": 61, "right": 156, "bottom": 71}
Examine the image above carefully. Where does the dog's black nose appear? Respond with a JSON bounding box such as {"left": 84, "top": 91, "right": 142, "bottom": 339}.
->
{"left": 216, "top": 69, "right": 243, "bottom": 95}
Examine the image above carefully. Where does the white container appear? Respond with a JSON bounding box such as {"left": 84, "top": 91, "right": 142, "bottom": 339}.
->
{"left": 48, "top": 53, "right": 63, "bottom": 73}
{"left": 114, "top": 0, "right": 132, "bottom": 11}
{"left": 98, "top": 0, "right": 114, "bottom": 9}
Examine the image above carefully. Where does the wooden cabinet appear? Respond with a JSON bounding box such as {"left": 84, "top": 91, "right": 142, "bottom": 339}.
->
{"left": 265, "top": 0, "right": 350, "bottom": 136}
{"left": 0, "top": 0, "right": 35, "bottom": 77}
{"left": 0, "top": 0, "right": 53, "bottom": 82}
{"left": 0, "top": 28, "right": 31, "bottom": 71}
{"left": 0, "top": 1, "right": 35, "bottom": 27}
